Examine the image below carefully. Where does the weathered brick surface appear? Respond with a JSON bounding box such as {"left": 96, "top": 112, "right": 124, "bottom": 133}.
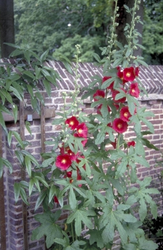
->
{"left": 1, "top": 63, "right": 163, "bottom": 249}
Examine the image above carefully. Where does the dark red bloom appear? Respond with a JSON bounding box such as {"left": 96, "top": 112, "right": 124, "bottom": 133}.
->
{"left": 112, "top": 118, "right": 128, "bottom": 133}
{"left": 111, "top": 139, "right": 117, "bottom": 149}
{"left": 76, "top": 122, "right": 88, "bottom": 138}
{"left": 112, "top": 89, "right": 126, "bottom": 103}
{"left": 56, "top": 154, "right": 72, "bottom": 170}
{"left": 127, "top": 141, "right": 136, "bottom": 147}
{"left": 102, "top": 76, "right": 114, "bottom": 90}
{"left": 120, "top": 106, "right": 131, "bottom": 122}
{"left": 54, "top": 196, "right": 59, "bottom": 204}
{"left": 135, "top": 67, "right": 139, "bottom": 77}
{"left": 65, "top": 116, "right": 79, "bottom": 130}
{"left": 65, "top": 171, "right": 72, "bottom": 178}
{"left": 77, "top": 169, "right": 82, "bottom": 187}
{"left": 129, "top": 82, "right": 140, "bottom": 98}
{"left": 117, "top": 67, "right": 127, "bottom": 84}
{"left": 93, "top": 89, "right": 105, "bottom": 101}
{"left": 123, "top": 67, "right": 135, "bottom": 82}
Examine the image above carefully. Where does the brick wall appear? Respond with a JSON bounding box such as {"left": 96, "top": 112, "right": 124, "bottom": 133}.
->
{"left": 1, "top": 63, "right": 163, "bottom": 249}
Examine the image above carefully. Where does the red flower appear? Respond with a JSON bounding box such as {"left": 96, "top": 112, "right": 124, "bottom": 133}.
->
{"left": 54, "top": 196, "right": 59, "bottom": 204}
{"left": 135, "top": 67, "right": 139, "bottom": 77}
{"left": 102, "top": 76, "right": 114, "bottom": 90}
{"left": 117, "top": 67, "right": 127, "bottom": 84}
{"left": 127, "top": 141, "right": 136, "bottom": 147}
{"left": 112, "top": 89, "right": 126, "bottom": 103}
{"left": 111, "top": 139, "right": 117, "bottom": 149}
{"left": 120, "top": 106, "right": 131, "bottom": 122}
{"left": 76, "top": 122, "right": 88, "bottom": 138}
{"left": 65, "top": 116, "right": 79, "bottom": 130}
{"left": 112, "top": 118, "right": 128, "bottom": 133}
{"left": 93, "top": 89, "right": 105, "bottom": 101}
{"left": 123, "top": 67, "right": 135, "bottom": 82}
{"left": 56, "top": 154, "right": 72, "bottom": 170}
{"left": 65, "top": 171, "right": 72, "bottom": 178}
{"left": 129, "top": 82, "right": 140, "bottom": 98}
{"left": 77, "top": 169, "right": 82, "bottom": 187}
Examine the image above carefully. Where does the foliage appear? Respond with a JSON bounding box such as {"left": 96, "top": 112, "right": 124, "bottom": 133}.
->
{"left": 14, "top": 0, "right": 163, "bottom": 64}
{"left": 0, "top": 45, "right": 59, "bottom": 175}
{"left": 143, "top": 0, "right": 163, "bottom": 64}
{"left": 0, "top": 1, "right": 161, "bottom": 249}
{"left": 14, "top": 0, "right": 112, "bottom": 61}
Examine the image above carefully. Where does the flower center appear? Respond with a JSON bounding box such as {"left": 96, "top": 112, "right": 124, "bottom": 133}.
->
{"left": 132, "top": 89, "right": 135, "bottom": 93}
{"left": 70, "top": 121, "right": 74, "bottom": 125}
{"left": 117, "top": 123, "right": 122, "bottom": 129}
{"left": 61, "top": 159, "right": 66, "bottom": 164}
{"left": 78, "top": 129, "right": 83, "bottom": 134}
{"left": 126, "top": 72, "right": 131, "bottom": 77}
{"left": 124, "top": 112, "right": 128, "bottom": 117}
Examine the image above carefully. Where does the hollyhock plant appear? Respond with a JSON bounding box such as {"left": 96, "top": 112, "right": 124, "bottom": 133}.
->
{"left": 120, "top": 106, "right": 131, "bottom": 122}
{"left": 93, "top": 89, "right": 105, "bottom": 101}
{"left": 65, "top": 116, "right": 79, "bottom": 130}
{"left": 112, "top": 89, "right": 126, "bottom": 103}
{"left": 55, "top": 154, "right": 72, "bottom": 170}
{"left": 129, "top": 82, "right": 140, "bottom": 98}
{"left": 112, "top": 118, "right": 128, "bottom": 133}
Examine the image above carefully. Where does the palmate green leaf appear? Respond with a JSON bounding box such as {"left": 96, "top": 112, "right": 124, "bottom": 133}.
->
{"left": 134, "top": 155, "right": 149, "bottom": 168}
{"left": 32, "top": 211, "right": 63, "bottom": 248}
{"left": 102, "top": 212, "right": 115, "bottom": 243}
{"left": 89, "top": 229, "right": 104, "bottom": 249}
{"left": 95, "top": 130, "right": 105, "bottom": 145}
{"left": 138, "top": 236, "right": 158, "bottom": 250}
{"left": 67, "top": 208, "right": 95, "bottom": 236}
{"left": 111, "top": 179, "right": 125, "bottom": 196}
{"left": 116, "top": 159, "right": 128, "bottom": 178}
